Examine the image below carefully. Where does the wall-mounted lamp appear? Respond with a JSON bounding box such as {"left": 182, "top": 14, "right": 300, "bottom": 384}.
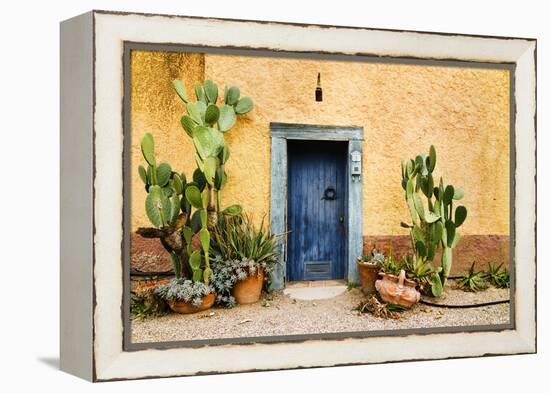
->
{"left": 315, "top": 72, "right": 323, "bottom": 102}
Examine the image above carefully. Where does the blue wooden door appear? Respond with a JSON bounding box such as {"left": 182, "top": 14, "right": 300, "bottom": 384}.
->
{"left": 287, "top": 140, "right": 347, "bottom": 281}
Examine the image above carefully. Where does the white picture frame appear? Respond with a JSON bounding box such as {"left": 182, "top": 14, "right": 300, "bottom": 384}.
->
{"left": 60, "top": 10, "right": 536, "bottom": 381}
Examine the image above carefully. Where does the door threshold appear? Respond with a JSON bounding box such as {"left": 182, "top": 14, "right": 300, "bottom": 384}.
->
{"left": 286, "top": 279, "right": 346, "bottom": 289}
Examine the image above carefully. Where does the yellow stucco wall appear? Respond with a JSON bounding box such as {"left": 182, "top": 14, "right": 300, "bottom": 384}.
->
{"left": 131, "top": 50, "right": 510, "bottom": 236}
{"left": 130, "top": 50, "right": 205, "bottom": 232}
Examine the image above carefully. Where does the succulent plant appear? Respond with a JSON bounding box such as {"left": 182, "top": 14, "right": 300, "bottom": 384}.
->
{"left": 173, "top": 79, "right": 252, "bottom": 213}
{"left": 457, "top": 262, "right": 488, "bottom": 292}
{"left": 484, "top": 261, "right": 510, "bottom": 288}
{"left": 401, "top": 254, "right": 440, "bottom": 295}
{"left": 137, "top": 133, "right": 218, "bottom": 284}
{"left": 136, "top": 78, "right": 254, "bottom": 287}
{"left": 138, "top": 133, "right": 186, "bottom": 230}
{"left": 401, "top": 145, "right": 468, "bottom": 295}
{"left": 155, "top": 278, "right": 213, "bottom": 305}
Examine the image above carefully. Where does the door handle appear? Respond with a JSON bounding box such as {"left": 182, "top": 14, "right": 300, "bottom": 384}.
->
{"left": 339, "top": 216, "right": 345, "bottom": 223}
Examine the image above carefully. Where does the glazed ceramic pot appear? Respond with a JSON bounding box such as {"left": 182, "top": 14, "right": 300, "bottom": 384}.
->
{"left": 375, "top": 269, "right": 420, "bottom": 308}
{"left": 232, "top": 267, "right": 265, "bottom": 304}
{"left": 356, "top": 258, "right": 380, "bottom": 294}
{"left": 167, "top": 292, "right": 216, "bottom": 314}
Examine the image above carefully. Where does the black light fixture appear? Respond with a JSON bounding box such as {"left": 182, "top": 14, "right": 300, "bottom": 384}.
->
{"left": 315, "top": 72, "right": 323, "bottom": 102}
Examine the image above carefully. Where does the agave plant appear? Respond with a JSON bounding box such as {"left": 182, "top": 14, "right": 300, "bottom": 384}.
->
{"left": 484, "top": 261, "right": 510, "bottom": 288}
{"left": 402, "top": 254, "right": 441, "bottom": 295}
{"left": 209, "top": 214, "right": 279, "bottom": 307}
{"left": 457, "top": 262, "right": 488, "bottom": 292}
{"left": 379, "top": 255, "right": 405, "bottom": 276}
{"left": 173, "top": 79, "right": 253, "bottom": 214}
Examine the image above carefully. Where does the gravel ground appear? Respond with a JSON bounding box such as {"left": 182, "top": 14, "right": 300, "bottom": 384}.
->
{"left": 131, "top": 281, "right": 510, "bottom": 344}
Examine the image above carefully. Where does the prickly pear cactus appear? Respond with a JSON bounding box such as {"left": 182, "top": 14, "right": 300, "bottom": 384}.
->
{"left": 137, "top": 78, "right": 252, "bottom": 285}
{"left": 173, "top": 79, "right": 252, "bottom": 213}
{"left": 139, "top": 133, "right": 186, "bottom": 229}
{"left": 401, "top": 145, "right": 467, "bottom": 293}
{"left": 138, "top": 133, "right": 215, "bottom": 284}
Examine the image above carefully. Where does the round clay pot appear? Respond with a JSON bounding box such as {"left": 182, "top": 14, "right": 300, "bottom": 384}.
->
{"left": 356, "top": 259, "right": 380, "bottom": 294}
{"left": 167, "top": 292, "right": 216, "bottom": 314}
{"left": 232, "top": 267, "right": 265, "bottom": 304}
{"left": 375, "top": 270, "right": 420, "bottom": 308}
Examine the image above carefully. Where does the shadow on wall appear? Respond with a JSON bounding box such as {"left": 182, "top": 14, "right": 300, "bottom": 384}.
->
{"left": 363, "top": 235, "right": 510, "bottom": 274}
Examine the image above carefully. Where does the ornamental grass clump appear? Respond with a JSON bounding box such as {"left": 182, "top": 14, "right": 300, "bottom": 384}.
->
{"left": 210, "top": 214, "right": 279, "bottom": 307}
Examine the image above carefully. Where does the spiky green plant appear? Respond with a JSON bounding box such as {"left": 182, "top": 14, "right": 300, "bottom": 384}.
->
{"left": 209, "top": 214, "right": 279, "bottom": 307}
{"left": 211, "top": 214, "right": 278, "bottom": 265}
{"left": 457, "top": 262, "right": 488, "bottom": 292}
{"left": 400, "top": 145, "right": 468, "bottom": 294}
{"left": 402, "top": 254, "right": 441, "bottom": 295}
{"left": 484, "top": 261, "right": 510, "bottom": 288}
{"left": 173, "top": 79, "right": 253, "bottom": 213}
{"left": 379, "top": 255, "right": 405, "bottom": 276}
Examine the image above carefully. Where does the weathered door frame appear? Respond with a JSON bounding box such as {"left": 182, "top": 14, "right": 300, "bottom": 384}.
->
{"left": 269, "top": 122, "right": 363, "bottom": 290}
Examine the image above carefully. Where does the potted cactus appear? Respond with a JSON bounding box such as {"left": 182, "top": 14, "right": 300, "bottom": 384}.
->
{"left": 135, "top": 79, "right": 255, "bottom": 313}
{"left": 137, "top": 133, "right": 218, "bottom": 313}
{"left": 356, "top": 248, "right": 385, "bottom": 294}
{"left": 400, "top": 145, "right": 468, "bottom": 297}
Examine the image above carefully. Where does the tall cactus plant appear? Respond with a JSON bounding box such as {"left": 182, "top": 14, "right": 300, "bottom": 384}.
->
{"left": 173, "top": 79, "right": 252, "bottom": 215}
{"left": 400, "top": 145, "right": 468, "bottom": 296}
{"left": 137, "top": 133, "right": 216, "bottom": 284}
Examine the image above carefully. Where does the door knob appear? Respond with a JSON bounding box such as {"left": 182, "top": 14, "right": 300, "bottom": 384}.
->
{"left": 339, "top": 216, "right": 345, "bottom": 223}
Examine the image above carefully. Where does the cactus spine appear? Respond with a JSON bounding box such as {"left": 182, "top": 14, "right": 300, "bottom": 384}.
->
{"left": 401, "top": 145, "right": 467, "bottom": 295}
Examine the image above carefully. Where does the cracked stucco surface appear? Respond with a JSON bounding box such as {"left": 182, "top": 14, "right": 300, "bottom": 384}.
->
{"left": 130, "top": 51, "right": 510, "bottom": 236}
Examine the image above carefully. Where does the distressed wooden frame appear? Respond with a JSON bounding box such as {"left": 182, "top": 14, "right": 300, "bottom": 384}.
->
{"left": 60, "top": 10, "right": 537, "bottom": 381}
{"left": 269, "top": 123, "right": 363, "bottom": 289}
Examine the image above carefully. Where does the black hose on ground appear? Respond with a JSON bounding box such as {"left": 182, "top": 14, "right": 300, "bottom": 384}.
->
{"left": 419, "top": 299, "right": 509, "bottom": 308}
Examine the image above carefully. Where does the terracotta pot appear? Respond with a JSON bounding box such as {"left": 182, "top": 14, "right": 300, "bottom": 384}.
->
{"left": 356, "top": 259, "right": 380, "bottom": 294}
{"left": 375, "top": 270, "right": 420, "bottom": 308}
{"left": 167, "top": 292, "right": 216, "bottom": 314}
{"left": 232, "top": 267, "right": 265, "bottom": 304}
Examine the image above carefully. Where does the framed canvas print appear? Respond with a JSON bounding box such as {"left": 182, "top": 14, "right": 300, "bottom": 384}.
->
{"left": 60, "top": 10, "right": 537, "bottom": 381}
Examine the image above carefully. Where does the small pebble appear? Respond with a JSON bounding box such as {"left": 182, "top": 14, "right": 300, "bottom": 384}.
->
{"left": 238, "top": 318, "right": 252, "bottom": 325}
